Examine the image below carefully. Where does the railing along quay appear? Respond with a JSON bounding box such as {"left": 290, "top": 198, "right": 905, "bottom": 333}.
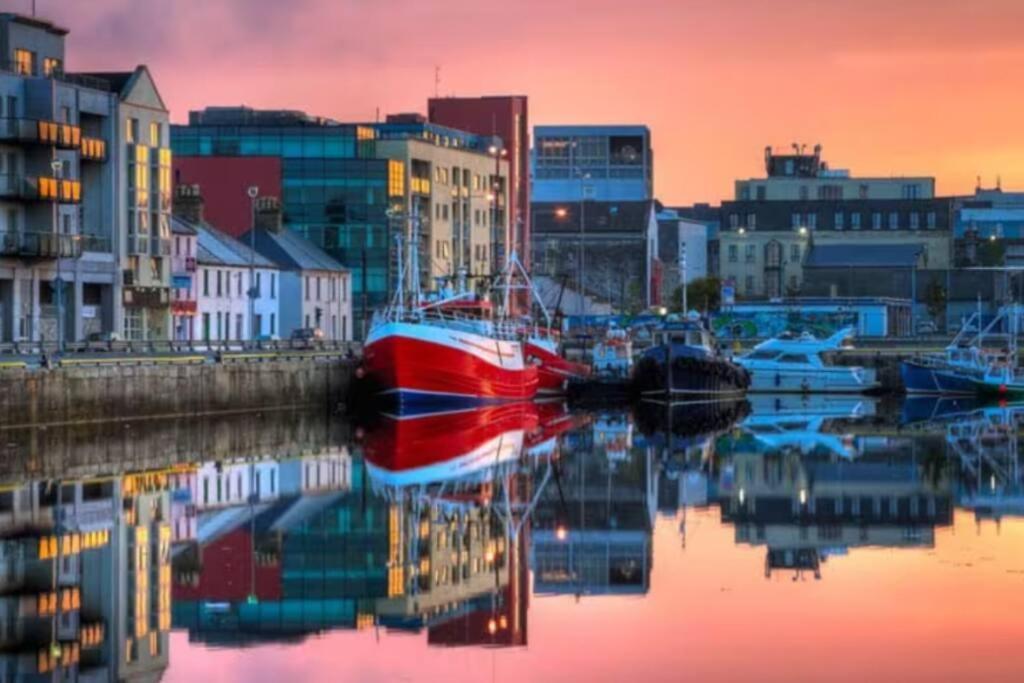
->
{"left": 0, "top": 339, "right": 362, "bottom": 370}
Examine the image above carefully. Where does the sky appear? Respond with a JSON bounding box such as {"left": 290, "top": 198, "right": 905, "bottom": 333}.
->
{"left": 7, "top": 0, "right": 1024, "bottom": 204}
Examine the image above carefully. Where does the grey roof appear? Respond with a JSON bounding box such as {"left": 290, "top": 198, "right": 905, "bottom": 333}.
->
{"left": 804, "top": 243, "right": 924, "bottom": 268}
{"left": 240, "top": 227, "right": 348, "bottom": 273}
{"left": 171, "top": 218, "right": 197, "bottom": 236}
{"left": 172, "top": 216, "right": 276, "bottom": 268}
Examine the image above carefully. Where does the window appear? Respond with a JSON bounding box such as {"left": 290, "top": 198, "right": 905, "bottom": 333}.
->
{"left": 728, "top": 244, "right": 738, "bottom": 262}
{"left": 126, "top": 118, "right": 139, "bottom": 144}
{"left": 175, "top": 236, "right": 181, "bottom": 256}
{"left": 790, "top": 244, "right": 800, "bottom": 261}
{"left": 255, "top": 272, "right": 261, "bottom": 296}
{"left": 807, "top": 213, "right": 817, "bottom": 230}
{"left": 851, "top": 213, "right": 861, "bottom": 230}
{"left": 270, "top": 313, "right": 276, "bottom": 335}
{"left": 791, "top": 213, "right": 801, "bottom": 230}
{"left": 216, "top": 270, "right": 222, "bottom": 297}
{"left": 872, "top": 212, "right": 882, "bottom": 230}
{"left": 926, "top": 211, "right": 937, "bottom": 230}
{"left": 316, "top": 276, "right": 322, "bottom": 300}
{"left": 756, "top": 185, "right": 766, "bottom": 200}
{"left": 746, "top": 214, "right": 756, "bottom": 230}
{"left": 799, "top": 185, "right": 809, "bottom": 200}
{"left": 305, "top": 276, "right": 311, "bottom": 300}
{"left": 203, "top": 270, "right": 210, "bottom": 296}
{"left": 747, "top": 350, "right": 779, "bottom": 360}
{"left": 859, "top": 184, "right": 869, "bottom": 199}
{"left": 744, "top": 275, "right": 755, "bottom": 294}
{"left": 729, "top": 213, "right": 739, "bottom": 229}
{"left": 235, "top": 314, "right": 243, "bottom": 340}
{"left": 910, "top": 212, "right": 920, "bottom": 230}
{"left": 778, "top": 354, "right": 811, "bottom": 364}
{"left": 745, "top": 244, "right": 756, "bottom": 263}
{"left": 43, "top": 57, "right": 61, "bottom": 76}
{"left": 270, "top": 273, "right": 276, "bottom": 298}
{"left": 902, "top": 184, "right": 920, "bottom": 199}
{"left": 888, "top": 212, "right": 899, "bottom": 230}
{"left": 834, "top": 212, "right": 844, "bottom": 230}
{"left": 150, "top": 122, "right": 161, "bottom": 147}
{"left": 237, "top": 272, "right": 242, "bottom": 297}
{"left": 13, "top": 49, "right": 33, "bottom": 75}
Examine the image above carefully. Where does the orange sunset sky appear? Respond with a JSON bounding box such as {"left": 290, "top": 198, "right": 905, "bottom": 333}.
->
{"left": 10, "top": 0, "right": 1024, "bottom": 204}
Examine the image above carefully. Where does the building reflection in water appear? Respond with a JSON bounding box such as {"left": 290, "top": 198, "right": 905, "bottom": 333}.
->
{"left": 0, "top": 470, "right": 172, "bottom": 681}
{"left": 0, "top": 398, "right": 1022, "bottom": 676}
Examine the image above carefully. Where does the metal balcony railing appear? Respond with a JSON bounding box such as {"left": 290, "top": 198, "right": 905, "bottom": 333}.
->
{"left": 0, "top": 230, "right": 82, "bottom": 258}
{"left": 80, "top": 137, "right": 107, "bottom": 161}
{"left": 0, "top": 118, "right": 81, "bottom": 148}
{"left": 1, "top": 176, "right": 84, "bottom": 203}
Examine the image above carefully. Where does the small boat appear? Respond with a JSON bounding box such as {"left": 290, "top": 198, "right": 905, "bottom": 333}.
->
{"left": 734, "top": 327, "right": 878, "bottom": 394}
{"left": 901, "top": 304, "right": 1024, "bottom": 397}
{"left": 632, "top": 314, "right": 750, "bottom": 402}
{"left": 591, "top": 325, "right": 634, "bottom": 379}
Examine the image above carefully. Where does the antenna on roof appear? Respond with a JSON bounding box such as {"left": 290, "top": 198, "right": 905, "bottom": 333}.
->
{"left": 375, "top": 106, "right": 379, "bottom": 123}
{"left": 997, "top": 174, "right": 1002, "bottom": 190}
{"left": 434, "top": 66, "right": 441, "bottom": 98}
{"left": 977, "top": 175, "right": 982, "bottom": 191}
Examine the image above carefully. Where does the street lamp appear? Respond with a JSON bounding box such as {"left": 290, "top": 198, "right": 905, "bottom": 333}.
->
{"left": 52, "top": 159, "right": 65, "bottom": 351}
{"left": 246, "top": 186, "right": 259, "bottom": 342}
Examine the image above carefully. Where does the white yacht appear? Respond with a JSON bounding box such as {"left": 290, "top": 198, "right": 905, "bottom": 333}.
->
{"left": 734, "top": 327, "right": 878, "bottom": 394}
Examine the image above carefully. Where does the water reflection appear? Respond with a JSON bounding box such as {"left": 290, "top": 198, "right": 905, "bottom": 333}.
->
{"left": 0, "top": 398, "right": 1021, "bottom": 679}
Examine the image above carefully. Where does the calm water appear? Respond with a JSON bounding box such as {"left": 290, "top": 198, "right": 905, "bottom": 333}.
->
{"left": 2, "top": 396, "right": 1023, "bottom": 682}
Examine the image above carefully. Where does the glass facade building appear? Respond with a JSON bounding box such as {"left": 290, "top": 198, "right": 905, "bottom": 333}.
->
{"left": 171, "top": 108, "right": 404, "bottom": 311}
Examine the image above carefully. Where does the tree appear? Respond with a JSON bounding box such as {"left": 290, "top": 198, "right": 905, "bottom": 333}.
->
{"left": 673, "top": 276, "right": 722, "bottom": 313}
{"left": 924, "top": 280, "right": 947, "bottom": 328}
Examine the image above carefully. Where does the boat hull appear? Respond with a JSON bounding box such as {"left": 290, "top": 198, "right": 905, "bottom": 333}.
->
{"left": 633, "top": 349, "right": 750, "bottom": 402}
{"left": 743, "top": 367, "right": 878, "bottom": 394}
{"left": 900, "top": 360, "right": 978, "bottom": 395}
{"left": 526, "top": 340, "right": 591, "bottom": 396}
{"left": 364, "top": 321, "right": 539, "bottom": 411}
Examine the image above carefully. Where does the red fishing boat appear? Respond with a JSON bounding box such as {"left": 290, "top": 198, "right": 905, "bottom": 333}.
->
{"left": 362, "top": 233, "right": 538, "bottom": 412}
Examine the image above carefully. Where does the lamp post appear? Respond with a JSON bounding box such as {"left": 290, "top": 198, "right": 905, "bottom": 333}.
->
{"left": 575, "top": 168, "right": 591, "bottom": 315}
{"left": 246, "top": 186, "right": 259, "bottom": 342}
{"left": 52, "top": 159, "right": 64, "bottom": 351}
{"left": 487, "top": 144, "right": 508, "bottom": 272}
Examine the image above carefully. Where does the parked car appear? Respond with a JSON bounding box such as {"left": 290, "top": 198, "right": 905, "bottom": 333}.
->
{"left": 290, "top": 328, "right": 324, "bottom": 347}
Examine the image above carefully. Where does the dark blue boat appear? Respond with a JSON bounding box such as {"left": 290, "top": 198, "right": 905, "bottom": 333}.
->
{"left": 633, "top": 316, "right": 750, "bottom": 402}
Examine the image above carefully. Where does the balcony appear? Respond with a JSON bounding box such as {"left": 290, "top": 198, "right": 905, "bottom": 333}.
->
{"left": 80, "top": 137, "right": 107, "bottom": 162}
{"left": 0, "top": 230, "right": 82, "bottom": 259}
{"left": 0, "top": 118, "right": 82, "bottom": 149}
{"left": 0, "top": 175, "right": 81, "bottom": 203}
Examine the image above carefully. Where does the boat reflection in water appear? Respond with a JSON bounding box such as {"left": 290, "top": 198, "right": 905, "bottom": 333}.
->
{"left": 363, "top": 401, "right": 580, "bottom": 647}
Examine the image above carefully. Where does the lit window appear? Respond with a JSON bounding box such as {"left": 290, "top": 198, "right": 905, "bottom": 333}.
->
{"left": 14, "top": 49, "right": 33, "bottom": 75}
{"left": 43, "top": 57, "right": 61, "bottom": 76}
{"left": 150, "top": 122, "right": 161, "bottom": 147}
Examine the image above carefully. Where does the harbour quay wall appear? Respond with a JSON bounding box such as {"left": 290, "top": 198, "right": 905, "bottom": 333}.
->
{"left": 0, "top": 356, "right": 356, "bottom": 427}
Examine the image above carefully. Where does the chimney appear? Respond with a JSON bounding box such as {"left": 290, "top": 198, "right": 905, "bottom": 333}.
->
{"left": 173, "top": 184, "right": 204, "bottom": 224}
{"left": 254, "top": 196, "right": 283, "bottom": 233}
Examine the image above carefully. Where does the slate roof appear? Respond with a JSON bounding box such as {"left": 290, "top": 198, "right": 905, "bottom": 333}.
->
{"left": 240, "top": 227, "right": 348, "bottom": 272}
{"left": 804, "top": 243, "right": 924, "bottom": 268}
{"left": 172, "top": 216, "right": 276, "bottom": 268}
